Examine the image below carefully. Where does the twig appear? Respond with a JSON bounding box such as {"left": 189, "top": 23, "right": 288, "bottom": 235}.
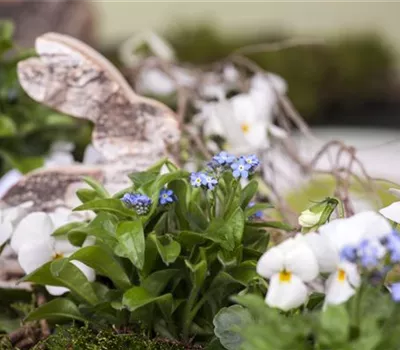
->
{"left": 37, "top": 293, "right": 50, "bottom": 339}
{"left": 231, "top": 37, "right": 325, "bottom": 56}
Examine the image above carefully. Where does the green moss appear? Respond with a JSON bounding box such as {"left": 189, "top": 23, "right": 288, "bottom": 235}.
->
{"left": 32, "top": 325, "right": 200, "bottom": 350}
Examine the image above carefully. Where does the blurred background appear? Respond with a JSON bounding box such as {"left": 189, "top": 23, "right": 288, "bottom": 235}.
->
{"left": 2, "top": 0, "right": 400, "bottom": 211}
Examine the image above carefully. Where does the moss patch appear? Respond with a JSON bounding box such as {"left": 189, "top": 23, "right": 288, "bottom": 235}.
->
{"left": 28, "top": 324, "right": 202, "bottom": 350}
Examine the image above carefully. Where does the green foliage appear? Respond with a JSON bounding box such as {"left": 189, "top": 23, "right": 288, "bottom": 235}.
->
{"left": 23, "top": 158, "right": 271, "bottom": 344}
{"left": 0, "top": 20, "right": 91, "bottom": 176}
{"left": 33, "top": 324, "right": 199, "bottom": 350}
{"left": 165, "top": 22, "right": 395, "bottom": 121}
{"left": 214, "top": 287, "right": 400, "bottom": 350}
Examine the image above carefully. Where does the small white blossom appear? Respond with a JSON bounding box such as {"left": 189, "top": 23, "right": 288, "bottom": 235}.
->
{"left": 379, "top": 188, "right": 400, "bottom": 224}
{"left": 0, "top": 202, "right": 33, "bottom": 247}
{"left": 201, "top": 73, "right": 287, "bottom": 154}
{"left": 12, "top": 210, "right": 95, "bottom": 296}
{"left": 257, "top": 234, "right": 319, "bottom": 311}
{"left": 307, "top": 211, "right": 391, "bottom": 306}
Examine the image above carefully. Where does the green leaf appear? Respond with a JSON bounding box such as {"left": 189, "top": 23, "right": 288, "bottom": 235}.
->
{"left": 0, "top": 151, "right": 44, "bottom": 174}
{"left": 74, "top": 198, "right": 136, "bottom": 217}
{"left": 188, "top": 201, "right": 208, "bottom": 231}
{"left": 213, "top": 305, "right": 253, "bottom": 350}
{"left": 206, "top": 207, "right": 244, "bottom": 251}
{"left": 77, "top": 212, "right": 118, "bottom": 246}
{"left": 67, "top": 230, "right": 87, "bottom": 247}
{"left": 122, "top": 286, "right": 171, "bottom": 312}
{"left": 240, "top": 180, "right": 258, "bottom": 209}
{"left": 244, "top": 203, "right": 273, "bottom": 218}
{"left": 185, "top": 259, "right": 207, "bottom": 290}
{"left": 115, "top": 221, "right": 145, "bottom": 270}
{"left": 149, "top": 233, "right": 181, "bottom": 265}
{"left": 142, "top": 269, "right": 180, "bottom": 296}
{"left": 25, "top": 298, "right": 86, "bottom": 322}
{"left": 83, "top": 176, "right": 110, "bottom": 198}
{"left": 52, "top": 222, "right": 86, "bottom": 237}
{"left": 129, "top": 170, "right": 159, "bottom": 188}
{"left": 152, "top": 170, "right": 190, "bottom": 193}
{"left": 23, "top": 261, "right": 98, "bottom": 306}
{"left": 228, "top": 208, "right": 245, "bottom": 245}
{"left": 318, "top": 304, "right": 350, "bottom": 346}
{"left": 69, "top": 246, "right": 131, "bottom": 290}
{"left": 246, "top": 221, "right": 293, "bottom": 231}
{"left": 228, "top": 261, "right": 258, "bottom": 286}
{"left": 168, "top": 179, "right": 190, "bottom": 230}
{"left": 0, "top": 114, "right": 16, "bottom": 137}
{"left": 176, "top": 231, "right": 207, "bottom": 249}
{"left": 76, "top": 188, "right": 99, "bottom": 203}
{"left": 50, "top": 258, "right": 69, "bottom": 277}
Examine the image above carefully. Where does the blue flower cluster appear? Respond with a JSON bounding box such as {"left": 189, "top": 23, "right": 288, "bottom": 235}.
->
{"left": 341, "top": 231, "right": 400, "bottom": 301}
{"left": 190, "top": 172, "right": 218, "bottom": 190}
{"left": 190, "top": 152, "right": 260, "bottom": 189}
{"left": 122, "top": 189, "right": 177, "bottom": 213}
{"left": 122, "top": 193, "right": 152, "bottom": 215}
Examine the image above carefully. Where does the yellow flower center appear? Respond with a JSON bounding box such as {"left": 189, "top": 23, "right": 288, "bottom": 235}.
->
{"left": 52, "top": 252, "right": 64, "bottom": 260}
{"left": 279, "top": 270, "right": 292, "bottom": 283}
{"left": 241, "top": 123, "right": 250, "bottom": 134}
{"left": 337, "top": 269, "right": 346, "bottom": 282}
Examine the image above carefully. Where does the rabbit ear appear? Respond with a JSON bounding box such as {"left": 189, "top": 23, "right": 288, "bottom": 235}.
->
{"left": 17, "top": 32, "right": 180, "bottom": 162}
{"left": 11, "top": 32, "right": 180, "bottom": 212}
{"left": 1, "top": 167, "right": 104, "bottom": 212}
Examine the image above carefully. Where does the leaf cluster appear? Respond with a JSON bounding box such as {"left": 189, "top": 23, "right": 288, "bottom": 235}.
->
{"left": 22, "top": 159, "right": 285, "bottom": 344}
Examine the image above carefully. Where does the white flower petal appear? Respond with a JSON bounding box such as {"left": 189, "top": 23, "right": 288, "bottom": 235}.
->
{"left": 0, "top": 221, "right": 13, "bottom": 246}
{"left": 353, "top": 211, "right": 392, "bottom": 241}
{"left": 54, "top": 239, "right": 78, "bottom": 256}
{"left": 71, "top": 260, "right": 95, "bottom": 282}
{"left": 49, "top": 208, "right": 75, "bottom": 228}
{"left": 284, "top": 235, "right": 319, "bottom": 282}
{"left": 324, "top": 262, "right": 360, "bottom": 306}
{"left": 303, "top": 232, "right": 338, "bottom": 273}
{"left": 137, "top": 68, "right": 175, "bottom": 96}
{"left": 256, "top": 247, "right": 284, "bottom": 279}
{"left": 380, "top": 201, "right": 400, "bottom": 224}
{"left": 265, "top": 273, "right": 308, "bottom": 311}
{"left": 18, "top": 241, "right": 53, "bottom": 274}
{"left": 46, "top": 285, "right": 69, "bottom": 296}
{"left": 11, "top": 212, "right": 54, "bottom": 253}
{"left": 320, "top": 211, "right": 391, "bottom": 252}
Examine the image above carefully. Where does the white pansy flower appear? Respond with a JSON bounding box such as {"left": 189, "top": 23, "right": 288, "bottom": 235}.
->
{"left": 13, "top": 210, "right": 95, "bottom": 296}
{"left": 257, "top": 234, "right": 319, "bottom": 311}
{"left": 0, "top": 201, "right": 33, "bottom": 248}
{"left": 379, "top": 188, "right": 400, "bottom": 224}
{"left": 306, "top": 211, "right": 391, "bottom": 306}
{"left": 201, "top": 72, "right": 287, "bottom": 154}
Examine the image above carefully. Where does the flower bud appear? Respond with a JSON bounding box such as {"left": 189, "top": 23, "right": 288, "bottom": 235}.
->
{"left": 298, "top": 209, "right": 322, "bottom": 228}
